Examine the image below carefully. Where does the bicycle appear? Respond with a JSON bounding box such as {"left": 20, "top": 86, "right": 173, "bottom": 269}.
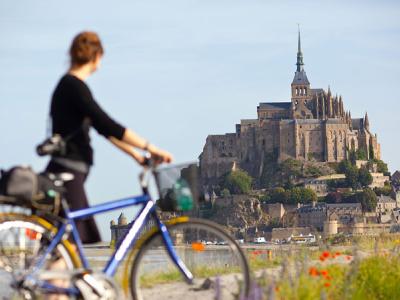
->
{"left": 0, "top": 159, "right": 250, "bottom": 299}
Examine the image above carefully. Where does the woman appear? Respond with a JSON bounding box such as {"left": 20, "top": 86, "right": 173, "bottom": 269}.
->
{"left": 46, "top": 31, "right": 172, "bottom": 244}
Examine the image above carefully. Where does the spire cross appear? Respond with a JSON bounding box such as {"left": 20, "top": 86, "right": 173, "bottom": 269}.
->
{"left": 297, "top": 23, "right": 301, "bottom": 53}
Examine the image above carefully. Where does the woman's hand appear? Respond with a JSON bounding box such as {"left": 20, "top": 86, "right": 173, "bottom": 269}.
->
{"left": 147, "top": 145, "right": 173, "bottom": 164}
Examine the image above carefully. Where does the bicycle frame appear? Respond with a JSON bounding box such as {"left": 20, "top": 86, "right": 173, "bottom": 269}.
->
{"left": 27, "top": 191, "right": 194, "bottom": 295}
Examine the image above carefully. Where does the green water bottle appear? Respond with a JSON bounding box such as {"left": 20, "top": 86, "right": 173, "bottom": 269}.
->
{"left": 173, "top": 178, "right": 194, "bottom": 211}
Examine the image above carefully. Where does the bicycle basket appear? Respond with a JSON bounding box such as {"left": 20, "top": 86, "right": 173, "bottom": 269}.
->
{"left": 154, "top": 163, "right": 199, "bottom": 212}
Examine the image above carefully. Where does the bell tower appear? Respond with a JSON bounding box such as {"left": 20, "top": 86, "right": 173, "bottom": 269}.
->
{"left": 291, "top": 27, "right": 313, "bottom": 119}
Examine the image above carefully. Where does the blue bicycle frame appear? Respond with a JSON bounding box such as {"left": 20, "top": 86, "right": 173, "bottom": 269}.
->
{"left": 28, "top": 190, "right": 194, "bottom": 295}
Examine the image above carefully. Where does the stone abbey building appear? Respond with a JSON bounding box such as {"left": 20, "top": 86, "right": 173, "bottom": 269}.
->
{"left": 199, "top": 31, "right": 381, "bottom": 184}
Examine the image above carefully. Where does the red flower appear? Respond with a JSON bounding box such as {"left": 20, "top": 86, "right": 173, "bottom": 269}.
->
{"left": 346, "top": 255, "right": 352, "bottom": 261}
{"left": 324, "top": 282, "right": 331, "bottom": 288}
{"left": 309, "top": 267, "right": 319, "bottom": 276}
{"left": 319, "top": 256, "right": 326, "bottom": 262}
{"left": 320, "top": 270, "right": 329, "bottom": 278}
{"left": 322, "top": 251, "right": 330, "bottom": 258}
{"left": 335, "top": 251, "right": 341, "bottom": 256}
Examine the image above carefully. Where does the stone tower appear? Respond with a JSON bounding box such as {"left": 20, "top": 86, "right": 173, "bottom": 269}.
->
{"left": 291, "top": 28, "right": 313, "bottom": 119}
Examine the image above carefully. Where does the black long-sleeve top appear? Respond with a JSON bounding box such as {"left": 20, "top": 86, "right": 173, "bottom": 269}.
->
{"left": 50, "top": 74, "right": 126, "bottom": 165}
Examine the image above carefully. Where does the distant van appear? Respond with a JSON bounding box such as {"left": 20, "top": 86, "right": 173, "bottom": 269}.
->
{"left": 253, "top": 237, "right": 266, "bottom": 244}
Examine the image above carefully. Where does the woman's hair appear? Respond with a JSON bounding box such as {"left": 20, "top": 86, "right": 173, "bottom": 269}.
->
{"left": 69, "top": 31, "right": 104, "bottom": 67}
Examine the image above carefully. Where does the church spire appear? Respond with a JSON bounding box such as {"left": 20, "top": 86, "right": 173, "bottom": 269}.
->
{"left": 364, "top": 112, "right": 370, "bottom": 131}
{"left": 296, "top": 25, "right": 304, "bottom": 72}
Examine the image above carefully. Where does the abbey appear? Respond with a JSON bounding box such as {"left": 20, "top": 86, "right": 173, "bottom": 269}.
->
{"left": 199, "top": 31, "right": 381, "bottom": 183}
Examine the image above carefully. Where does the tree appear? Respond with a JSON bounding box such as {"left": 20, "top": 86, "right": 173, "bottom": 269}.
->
{"left": 269, "top": 187, "right": 289, "bottom": 203}
{"left": 304, "top": 165, "right": 323, "bottom": 178}
{"left": 355, "top": 149, "right": 367, "bottom": 160}
{"left": 225, "top": 169, "right": 252, "bottom": 194}
{"left": 278, "top": 159, "right": 302, "bottom": 187}
{"left": 338, "top": 160, "right": 352, "bottom": 173}
{"left": 375, "top": 160, "right": 389, "bottom": 174}
{"left": 300, "top": 187, "right": 318, "bottom": 203}
{"left": 344, "top": 164, "right": 359, "bottom": 189}
{"left": 358, "top": 166, "right": 373, "bottom": 188}
{"left": 288, "top": 187, "right": 303, "bottom": 204}
{"left": 325, "top": 192, "right": 342, "bottom": 204}
{"left": 374, "top": 185, "right": 392, "bottom": 196}
{"left": 348, "top": 150, "right": 357, "bottom": 165}
{"left": 357, "top": 188, "right": 377, "bottom": 212}
{"left": 271, "top": 187, "right": 317, "bottom": 205}
{"left": 369, "top": 144, "right": 375, "bottom": 160}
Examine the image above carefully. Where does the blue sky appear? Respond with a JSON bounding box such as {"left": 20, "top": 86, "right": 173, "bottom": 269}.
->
{"left": 1, "top": 0, "right": 399, "bottom": 239}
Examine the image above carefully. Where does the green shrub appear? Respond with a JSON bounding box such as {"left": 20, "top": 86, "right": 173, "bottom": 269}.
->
{"left": 225, "top": 169, "right": 253, "bottom": 194}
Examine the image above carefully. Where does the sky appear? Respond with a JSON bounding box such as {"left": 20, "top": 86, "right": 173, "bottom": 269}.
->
{"left": 1, "top": 0, "right": 399, "bottom": 240}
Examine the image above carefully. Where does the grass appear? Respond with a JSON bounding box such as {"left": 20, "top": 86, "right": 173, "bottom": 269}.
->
{"left": 138, "top": 265, "right": 243, "bottom": 288}
{"left": 245, "top": 232, "right": 400, "bottom": 300}
{"left": 258, "top": 253, "right": 400, "bottom": 300}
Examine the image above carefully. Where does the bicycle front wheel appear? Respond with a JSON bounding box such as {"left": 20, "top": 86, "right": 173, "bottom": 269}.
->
{"left": 130, "top": 217, "right": 250, "bottom": 300}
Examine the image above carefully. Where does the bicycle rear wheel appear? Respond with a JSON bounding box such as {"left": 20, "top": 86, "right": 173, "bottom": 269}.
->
{"left": 130, "top": 217, "right": 250, "bottom": 300}
{"left": 0, "top": 213, "right": 80, "bottom": 299}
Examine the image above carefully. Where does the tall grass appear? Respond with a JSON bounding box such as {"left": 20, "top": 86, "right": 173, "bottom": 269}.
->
{"left": 243, "top": 234, "right": 400, "bottom": 300}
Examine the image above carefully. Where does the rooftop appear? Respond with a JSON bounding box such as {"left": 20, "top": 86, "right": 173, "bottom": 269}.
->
{"left": 292, "top": 70, "right": 310, "bottom": 85}
{"left": 377, "top": 195, "right": 396, "bottom": 203}
{"left": 258, "top": 102, "right": 291, "bottom": 110}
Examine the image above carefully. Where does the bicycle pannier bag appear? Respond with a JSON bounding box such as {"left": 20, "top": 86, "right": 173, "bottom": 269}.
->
{"left": 0, "top": 166, "right": 62, "bottom": 215}
{"left": 0, "top": 166, "right": 38, "bottom": 201}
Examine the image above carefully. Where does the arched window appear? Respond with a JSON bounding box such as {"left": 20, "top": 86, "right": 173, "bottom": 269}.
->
{"left": 304, "top": 87, "right": 307, "bottom": 95}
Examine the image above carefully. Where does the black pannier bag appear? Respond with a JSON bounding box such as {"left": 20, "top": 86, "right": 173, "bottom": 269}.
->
{"left": 0, "top": 166, "right": 61, "bottom": 215}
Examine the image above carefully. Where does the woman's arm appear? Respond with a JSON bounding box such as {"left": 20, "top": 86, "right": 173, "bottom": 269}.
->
{"left": 109, "top": 129, "right": 173, "bottom": 164}
{"left": 121, "top": 128, "right": 173, "bottom": 163}
{"left": 108, "top": 136, "right": 145, "bottom": 165}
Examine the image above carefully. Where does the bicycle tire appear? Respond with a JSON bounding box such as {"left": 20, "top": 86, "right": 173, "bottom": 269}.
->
{"left": 129, "top": 217, "right": 250, "bottom": 300}
{"left": 0, "top": 213, "right": 81, "bottom": 299}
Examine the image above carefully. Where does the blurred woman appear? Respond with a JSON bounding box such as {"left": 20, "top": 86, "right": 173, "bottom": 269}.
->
{"left": 46, "top": 31, "right": 172, "bottom": 243}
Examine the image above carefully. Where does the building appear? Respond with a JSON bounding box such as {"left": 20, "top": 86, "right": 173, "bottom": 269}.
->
{"left": 391, "top": 171, "right": 400, "bottom": 189}
{"left": 295, "top": 202, "right": 362, "bottom": 230}
{"left": 376, "top": 195, "right": 397, "bottom": 223}
{"left": 110, "top": 212, "right": 157, "bottom": 246}
{"left": 199, "top": 30, "right": 381, "bottom": 186}
{"left": 297, "top": 202, "right": 327, "bottom": 230}
{"left": 369, "top": 173, "right": 390, "bottom": 189}
{"left": 271, "top": 227, "right": 313, "bottom": 242}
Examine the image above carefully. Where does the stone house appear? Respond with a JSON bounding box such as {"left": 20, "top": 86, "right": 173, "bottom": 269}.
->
{"left": 297, "top": 202, "right": 326, "bottom": 230}
{"left": 271, "top": 227, "right": 313, "bottom": 242}
{"left": 369, "top": 173, "right": 390, "bottom": 189}
{"left": 376, "top": 195, "right": 397, "bottom": 223}
{"left": 296, "top": 202, "right": 362, "bottom": 230}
